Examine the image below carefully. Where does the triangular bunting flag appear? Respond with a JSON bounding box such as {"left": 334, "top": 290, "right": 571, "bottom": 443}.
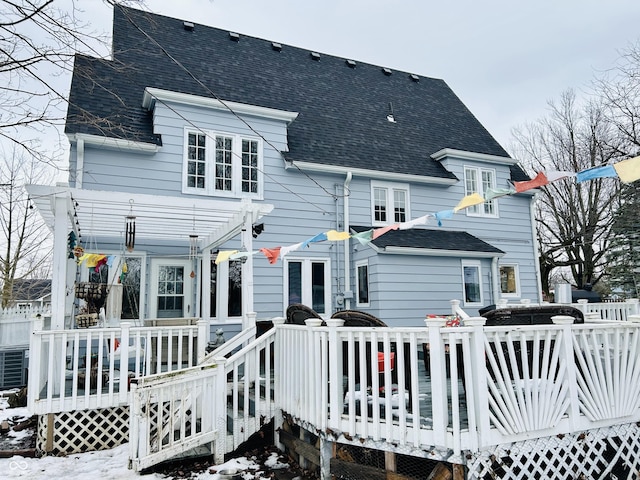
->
{"left": 613, "top": 156, "right": 640, "bottom": 183}
{"left": 576, "top": 165, "right": 618, "bottom": 183}
{"left": 326, "top": 230, "right": 351, "bottom": 241}
{"left": 215, "top": 250, "right": 238, "bottom": 264}
{"left": 453, "top": 193, "right": 485, "bottom": 212}
{"left": 485, "top": 187, "right": 516, "bottom": 200}
{"left": 280, "top": 242, "right": 303, "bottom": 259}
{"left": 434, "top": 209, "right": 454, "bottom": 226}
{"left": 514, "top": 172, "right": 549, "bottom": 193}
{"left": 372, "top": 224, "right": 399, "bottom": 240}
{"left": 545, "top": 170, "right": 575, "bottom": 182}
{"left": 399, "top": 214, "right": 431, "bottom": 230}
{"left": 351, "top": 229, "right": 374, "bottom": 245}
{"left": 260, "top": 247, "right": 281, "bottom": 264}
{"left": 301, "top": 232, "right": 328, "bottom": 249}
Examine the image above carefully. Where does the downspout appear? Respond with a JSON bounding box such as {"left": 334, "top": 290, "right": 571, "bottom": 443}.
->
{"left": 491, "top": 256, "right": 500, "bottom": 305}
{"left": 530, "top": 193, "right": 544, "bottom": 302}
{"left": 343, "top": 172, "right": 353, "bottom": 309}
{"left": 75, "top": 136, "right": 84, "bottom": 188}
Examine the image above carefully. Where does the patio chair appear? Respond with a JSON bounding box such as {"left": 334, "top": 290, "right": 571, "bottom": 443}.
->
{"left": 285, "top": 303, "right": 325, "bottom": 325}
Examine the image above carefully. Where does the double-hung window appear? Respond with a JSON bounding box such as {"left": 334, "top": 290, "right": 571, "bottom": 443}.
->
{"left": 371, "top": 181, "right": 410, "bottom": 226}
{"left": 464, "top": 166, "right": 496, "bottom": 216}
{"left": 184, "top": 129, "right": 262, "bottom": 198}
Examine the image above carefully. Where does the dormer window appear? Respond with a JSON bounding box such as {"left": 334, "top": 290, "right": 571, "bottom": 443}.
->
{"left": 371, "top": 180, "right": 410, "bottom": 226}
{"left": 183, "top": 128, "right": 262, "bottom": 199}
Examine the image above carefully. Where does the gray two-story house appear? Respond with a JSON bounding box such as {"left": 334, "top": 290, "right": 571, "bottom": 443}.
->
{"left": 29, "top": 5, "right": 540, "bottom": 333}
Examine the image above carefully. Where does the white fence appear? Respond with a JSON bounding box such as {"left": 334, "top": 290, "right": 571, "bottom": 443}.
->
{"left": 0, "top": 305, "right": 50, "bottom": 348}
{"left": 27, "top": 319, "right": 209, "bottom": 415}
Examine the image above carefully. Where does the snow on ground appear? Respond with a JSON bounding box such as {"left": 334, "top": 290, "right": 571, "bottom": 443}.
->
{"left": 0, "top": 389, "right": 287, "bottom": 479}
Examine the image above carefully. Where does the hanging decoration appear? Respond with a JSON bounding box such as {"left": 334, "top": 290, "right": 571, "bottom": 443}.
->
{"left": 189, "top": 234, "right": 198, "bottom": 278}
{"left": 125, "top": 199, "right": 136, "bottom": 252}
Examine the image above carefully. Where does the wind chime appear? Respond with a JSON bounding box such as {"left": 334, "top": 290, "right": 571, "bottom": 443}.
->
{"left": 125, "top": 199, "right": 136, "bottom": 252}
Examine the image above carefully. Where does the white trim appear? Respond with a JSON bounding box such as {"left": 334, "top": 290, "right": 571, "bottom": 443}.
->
{"left": 461, "top": 260, "right": 483, "bottom": 307}
{"left": 382, "top": 246, "right": 503, "bottom": 258}
{"left": 499, "top": 263, "right": 521, "bottom": 298}
{"left": 67, "top": 133, "right": 159, "bottom": 154}
{"left": 431, "top": 148, "right": 517, "bottom": 166}
{"left": 286, "top": 160, "right": 458, "bottom": 186}
{"left": 143, "top": 87, "right": 299, "bottom": 124}
{"left": 355, "top": 260, "right": 370, "bottom": 308}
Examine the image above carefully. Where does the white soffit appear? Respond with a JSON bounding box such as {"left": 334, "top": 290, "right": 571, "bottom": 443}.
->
{"left": 26, "top": 185, "right": 273, "bottom": 249}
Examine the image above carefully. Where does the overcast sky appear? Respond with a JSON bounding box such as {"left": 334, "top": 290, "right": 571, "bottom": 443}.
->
{"left": 89, "top": 0, "right": 639, "bottom": 153}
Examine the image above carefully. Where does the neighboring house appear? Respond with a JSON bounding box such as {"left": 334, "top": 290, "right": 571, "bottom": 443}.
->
{"left": 8, "top": 279, "right": 51, "bottom": 309}
{"left": 28, "top": 6, "right": 540, "bottom": 333}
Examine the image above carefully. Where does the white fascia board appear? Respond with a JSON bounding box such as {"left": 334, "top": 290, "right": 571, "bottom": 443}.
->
{"left": 431, "top": 148, "right": 517, "bottom": 166}
{"left": 67, "top": 133, "right": 159, "bottom": 154}
{"left": 143, "top": 87, "right": 299, "bottom": 124}
{"left": 382, "top": 246, "right": 504, "bottom": 258}
{"left": 287, "top": 160, "right": 458, "bottom": 186}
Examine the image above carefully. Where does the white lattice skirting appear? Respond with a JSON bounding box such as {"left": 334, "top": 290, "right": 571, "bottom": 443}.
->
{"left": 467, "top": 423, "right": 640, "bottom": 479}
{"left": 36, "top": 406, "right": 129, "bottom": 456}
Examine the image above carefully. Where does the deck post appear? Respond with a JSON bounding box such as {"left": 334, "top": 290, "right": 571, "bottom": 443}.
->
{"left": 197, "top": 318, "right": 209, "bottom": 363}
{"left": 319, "top": 436, "right": 333, "bottom": 480}
{"left": 629, "top": 298, "right": 639, "bottom": 316}
{"left": 464, "top": 316, "right": 489, "bottom": 450}
{"left": 213, "top": 356, "right": 227, "bottom": 464}
{"left": 326, "top": 318, "right": 344, "bottom": 430}
{"left": 425, "top": 317, "right": 448, "bottom": 447}
{"left": 118, "top": 322, "right": 131, "bottom": 403}
{"left": 272, "top": 317, "right": 286, "bottom": 452}
{"left": 27, "top": 315, "right": 45, "bottom": 412}
{"left": 552, "top": 315, "right": 580, "bottom": 430}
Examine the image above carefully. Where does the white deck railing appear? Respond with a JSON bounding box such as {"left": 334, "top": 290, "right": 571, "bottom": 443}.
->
{"left": 27, "top": 318, "right": 209, "bottom": 415}
{"left": 277, "top": 317, "right": 640, "bottom": 458}
{"left": 129, "top": 324, "right": 277, "bottom": 471}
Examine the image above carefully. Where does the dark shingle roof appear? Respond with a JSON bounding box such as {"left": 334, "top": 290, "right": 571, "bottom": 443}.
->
{"left": 10, "top": 279, "right": 52, "bottom": 301}
{"left": 66, "top": 6, "right": 527, "bottom": 180}
{"left": 351, "top": 226, "right": 504, "bottom": 254}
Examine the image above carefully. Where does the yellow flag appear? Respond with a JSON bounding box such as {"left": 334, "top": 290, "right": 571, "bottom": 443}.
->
{"left": 326, "top": 230, "right": 351, "bottom": 241}
{"left": 453, "top": 193, "right": 485, "bottom": 212}
{"left": 215, "top": 250, "right": 238, "bottom": 264}
{"left": 613, "top": 156, "right": 640, "bottom": 183}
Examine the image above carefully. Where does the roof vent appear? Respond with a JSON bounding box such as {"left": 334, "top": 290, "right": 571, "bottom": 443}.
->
{"left": 310, "top": 52, "right": 321, "bottom": 61}
{"left": 271, "top": 42, "right": 282, "bottom": 52}
{"left": 229, "top": 32, "right": 240, "bottom": 41}
{"left": 346, "top": 59, "right": 357, "bottom": 68}
{"left": 382, "top": 67, "right": 392, "bottom": 76}
{"left": 183, "top": 21, "right": 195, "bottom": 31}
{"left": 410, "top": 74, "right": 420, "bottom": 82}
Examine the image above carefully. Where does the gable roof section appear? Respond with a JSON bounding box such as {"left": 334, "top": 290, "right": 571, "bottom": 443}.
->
{"left": 351, "top": 226, "right": 504, "bottom": 257}
{"left": 11, "top": 279, "right": 52, "bottom": 302}
{"left": 65, "top": 6, "right": 528, "bottom": 181}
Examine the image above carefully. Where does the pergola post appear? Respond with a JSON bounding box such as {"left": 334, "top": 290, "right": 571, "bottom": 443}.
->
{"left": 51, "top": 192, "right": 70, "bottom": 329}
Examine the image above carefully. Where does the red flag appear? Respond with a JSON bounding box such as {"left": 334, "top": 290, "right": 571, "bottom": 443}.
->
{"left": 514, "top": 172, "right": 549, "bottom": 193}
{"left": 260, "top": 247, "right": 281, "bottom": 264}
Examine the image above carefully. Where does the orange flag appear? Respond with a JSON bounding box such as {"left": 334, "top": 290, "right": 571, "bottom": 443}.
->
{"left": 513, "top": 172, "right": 549, "bottom": 193}
{"left": 372, "top": 224, "right": 399, "bottom": 240}
{"left": 260, "top": 247, "right": 281, "bottom": 264}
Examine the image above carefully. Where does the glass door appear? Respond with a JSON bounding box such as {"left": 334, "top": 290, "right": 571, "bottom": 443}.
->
{"left": 150, "top": 259, "right": 192, "bottom": 318}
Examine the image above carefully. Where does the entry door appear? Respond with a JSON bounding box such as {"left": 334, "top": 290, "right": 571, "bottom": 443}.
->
{"left": 150, "top": 259, "right": 192, "bottom": 319}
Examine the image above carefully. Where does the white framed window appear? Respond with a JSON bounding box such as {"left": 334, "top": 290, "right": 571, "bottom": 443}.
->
{"left": 209, "top": 258, "right": 243, "bottom": 323}
{"left": 149, "top": 258, "right": 193, "bottom": 319}
{"left": 499, "top": 264, "right": 520, "bottom": 298}
{"left": 464, "top": 166, "right": 497, "bottom": 217}
{"left": 371, "top": 181, "right": 410, "bottom": 226}
{"left": 355, "top": 260, "right": 370, "bottom": 307}
{"left": 284, "top": 257, "right": 331, "bottom": 316}
{"left": 183, "top": 128, "right": 262, "bottom": 198}
{"left": 462, "top": 260, "right": 483, "bottom": 306}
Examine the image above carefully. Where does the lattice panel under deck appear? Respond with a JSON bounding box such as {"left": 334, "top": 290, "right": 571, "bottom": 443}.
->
{"left": 467, "top": 423, "right": 640, "bottom": 479}
{"left": 36, "top": 406, "right": 129, "bottom": 456}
